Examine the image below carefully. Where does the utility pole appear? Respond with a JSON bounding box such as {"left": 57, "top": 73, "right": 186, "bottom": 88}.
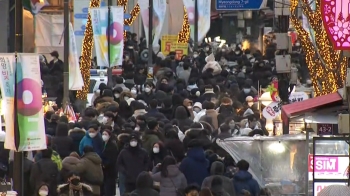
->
{"left": 107, "top": 0, "right": 113, "bottom": 87}
{"left": 194, "top": 0, "right": 198, "bottom": 50}
{"left": 147, "top": 0, "right": 153, "bottom": 67}
{"left": 13, "top": 0, "right": 23, "bottom": 195}
{"left": 63, "top": 0, "right": 70, "bottom": 108}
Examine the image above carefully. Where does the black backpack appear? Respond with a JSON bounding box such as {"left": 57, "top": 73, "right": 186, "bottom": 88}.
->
{"left": 36, "top": 163, "right": 58, "bottom": 193}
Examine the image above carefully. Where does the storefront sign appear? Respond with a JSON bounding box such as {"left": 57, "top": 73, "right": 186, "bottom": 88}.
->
{"left": 308, "top": 155, "right": 349, "bottom": 180}
{"left": 314, "top": 182, "right": 346, "bottom": 196}
{"left": 289, "top": 91, "right": 309, "bottom": 103}
{"left": 317, "top": 124, "right": 334, "bottom": 135}
{"left": 161, "top": 35, "right": 178, "bottom": 55}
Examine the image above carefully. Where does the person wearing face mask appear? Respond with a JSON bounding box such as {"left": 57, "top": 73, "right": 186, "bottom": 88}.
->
{"left": 100, "top": 130, "right": 119, "bottom": 196}
{"left": 57, "top": 172, "right": 93, "bottom": 196}
{"left": 141, "top": 82, "right": 156, "bottom": 103}
{"left": 74, "top": 146, "right": 103, "bottom": 196}
{"left": 48, "top": 50, "right": 64, "bottom": 76}
{"left": 78, "top": 124, "right": 103, "bottom": 156}
{"left": 117, "top": 132, "right": 150, "bottom": 193}
{"left": 37, "top": 184, "right": 50, "bottom": 196}
{"left": 238, "top": 83, "right": 256, "bottom": 103}
{"left": 148, "top": 142, "right": 167, "bottom": 171}
{"left": 102, "top": 111, "right": 115, "bottom": 128}
{"left": 112, "top": 87, "right": 123, "bottom": 103}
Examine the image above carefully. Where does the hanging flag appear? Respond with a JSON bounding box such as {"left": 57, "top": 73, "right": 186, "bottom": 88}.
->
{"left": 23, "top": 0, "right": 49, "bottom": 15}
{"left": 151, "top": 0, "right": 167, "bottom": 52}
{"left": 183, "top": 0, "right": 211, "bottom": 42}
{"left": 0, "top": 54, "right": 16, "bottom": 150}
{"left": 91, "top": 6, "right": 124, "bottom": 67}
{"left": 16, "top": 53, "right": 47, "bottom": 151}
{"left": 68, "top": 23, "right": 84, "bottom": 90}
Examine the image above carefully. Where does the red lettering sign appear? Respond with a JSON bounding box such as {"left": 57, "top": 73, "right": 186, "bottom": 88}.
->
{"left": 266, "top": 106, "right": 275, "bottom": 116}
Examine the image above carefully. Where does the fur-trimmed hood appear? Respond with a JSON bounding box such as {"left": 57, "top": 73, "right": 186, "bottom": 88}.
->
{"left": 68, "top": 128, "right": 86, "bottom": 136}
{"left": 120, "top": 91, "right": 134, "bottom": 101}
{"left": 117, "top": 133, "right": 130, "bottom": 142}
{"left": 57, "top": 183, "right": 93, "bottom": 193}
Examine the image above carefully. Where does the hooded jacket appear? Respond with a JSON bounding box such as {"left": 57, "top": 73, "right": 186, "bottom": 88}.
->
{"left": 68, "top": 128, "right": 86, "bottom": 153}
{"left": 78, "top": 132, "right": 103, "bottom": 156}
{"left": 131, "top": 171, "right": 159, "bottom": 196}
{"left": 174, "top": 106, "right": 193, "bottom": 132}
{"left": 202, "top": 161, "right": 236, "bottom": 196}
{"left": 179, "top": 147, "right": 209, "bottom": 186}
{"left": 151, "top": 165, "right": 187, "bottom": 196}
{"left": 232, "top": 170, "right": 260, "bottom": 196}
{"left": 75, "top": 152, "right": 104, "bottom": 195}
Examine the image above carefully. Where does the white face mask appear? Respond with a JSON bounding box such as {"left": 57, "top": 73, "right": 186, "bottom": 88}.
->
{"left": 248, "top": 102, "right": 254, "bottom": 107}
{"left": 145, "top": 87, "right": 151, "bottom": 93}
{"left": 134, "top": 127, "right": 140, "bottom": 131}
{"left": 242, "top": 69, "right": 246, "bottom": 73}
{"left": 89, "top": 132, "right": 97, "bottom": 138}
{"left": 295, "top": 42, "right": 300, "bottom": 46}
{"left": 102, "top": 117, "right": 108, "bottom": 124}
{"left": 229, "top": 122, "right": 235, "bottom": 129}
{"left": 205, "top": 47, "right": 209, "bottom": 51}
{"left": 187, "top": 106, "right": 192, "bottom": 110}
{"left": 102, "top": 135, "right": 110, "bottom": 141}
{"left": 96, "top": 90, "right": 100, "bottom": 94}
{"left": 39, "top": 191, "right": 48, "bottom": 196}
{"left": 222, "top": 49, "right": 226, "bottom": 52}
{"left": 124, "top": 96, "right": 130, "bottom": 101}
{"left": 243, "top": 88, "right": 251, "bottom": 94}
{"left": 153, "top": 147, "right": 160, "bottom": 153}
{"left": 193, "top": 54, "right": 198, "bottom": 58}
{"left": 194, "top": 108, "right": 201, "bottom": 113}
{"left": 235, "top": 51, "right": 240, "bottom": 55}
{"left": 131, "top": 89, "right": 137, "bottom": 94}
{"left": 130, "top": 141, "right": 138, "bottom": 147}
{"left": 114, "top": 93, "right": 120, "bottom": 98}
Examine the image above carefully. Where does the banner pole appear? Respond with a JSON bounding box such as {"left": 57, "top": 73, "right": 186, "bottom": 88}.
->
{"left": 107, "top": 0, "right": 113, "bottom": 88}
{"left": 13, "top": 0, "right": 23, "bottom": 195}
{"left": 63, "top": 0, "right": 70, "bottom": 107}
{"left": 194, "top": 0, "right": 198, "bottom": 50}
{"left": 147, "top": 0, "right": 153, "bottom": 67}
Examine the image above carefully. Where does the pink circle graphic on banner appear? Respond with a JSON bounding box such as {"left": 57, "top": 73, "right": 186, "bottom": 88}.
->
{"left": 17, "top": 78, "right": 42, "bottom": 116}
{"left": 107, "top": 22, "right": 123, "bottom": 45}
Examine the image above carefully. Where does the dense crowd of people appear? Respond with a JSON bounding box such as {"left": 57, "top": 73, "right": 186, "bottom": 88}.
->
{"left": 3, "top": 31, "right": 310, "bottom": 196}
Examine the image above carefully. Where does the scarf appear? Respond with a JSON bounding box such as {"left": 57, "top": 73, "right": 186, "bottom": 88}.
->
{"left": 69, "top": 184, "right": 83, "bottom": 196}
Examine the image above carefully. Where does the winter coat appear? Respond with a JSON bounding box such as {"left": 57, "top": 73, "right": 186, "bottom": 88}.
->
{"left": 174, "top": 106, "right": 193, "bottom": 132}
{"left": 57, "top": 183, "right": 93, "bottom": 196}
{"left": 61, "top": 156, "right": 80, "bottom": 182}
{"left": 130, "top": 171, "right": 159, "bottom": 196}
{"left": 101, "top": 139, "right": 119, "bottom": 179}
{"left": 75, "top": 152, "right": 104, "bottom": 195}
{"left": 232, "top": 170, "right": 260, "bottom": 196}
{"left": 51, "top": 136, "right": 74, "bottom": 159}
{"left": 68, "top": 128, "right": 86, "bottom": 153}
{"left": 179, "top": 147, "right": 209, "bottom": 186}
{"left": 117, "top": 145, "right": 149, "bottom": 184}
{"left": 202, "top": 161, "right": 236, "bottom": 196}
{"left": 78, "top": 132, "right": 104, "bottom": 156}
{"left": 144, "top": 109, "right": 168, "bottom": 121}
{"left": 152, "top": 165, "right": 187, "bottom": 196}
{"left": 142, "top": 131, "right": 160, "bottom": 154}
{"left": 30, "top": 158, "right": 59, "bottom": 196}
{"left": 199, "top": 109, "right": 219, "bottom": 130}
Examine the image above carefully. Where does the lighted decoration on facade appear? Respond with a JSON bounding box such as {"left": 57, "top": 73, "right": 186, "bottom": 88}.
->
{"left": 321, "top": 0, "right": 350, "bottom": 49}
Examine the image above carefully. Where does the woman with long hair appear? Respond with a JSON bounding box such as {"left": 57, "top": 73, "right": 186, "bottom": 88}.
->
{"left": 151, "top": 156, "right": 187, "bottom": 196}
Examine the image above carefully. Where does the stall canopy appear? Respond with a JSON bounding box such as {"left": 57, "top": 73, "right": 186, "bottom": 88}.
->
{"left": 281, "top": 92, "right": 343, "bottom": 122}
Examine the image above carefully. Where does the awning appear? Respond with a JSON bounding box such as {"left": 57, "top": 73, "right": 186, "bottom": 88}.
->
{"left": 281, "top": 92, "right": 343, "bottom": 123}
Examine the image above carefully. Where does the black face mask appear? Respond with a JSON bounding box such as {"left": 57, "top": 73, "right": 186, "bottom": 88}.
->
{"left": 70, "top": 178, "right": 80, "bottom": 186}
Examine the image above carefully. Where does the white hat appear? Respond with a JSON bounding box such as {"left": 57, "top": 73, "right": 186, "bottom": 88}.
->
{"left": 245, "top": 96, "right": 254, "bottom": 102}
{"left": 193, "top": 102, "right": 202, "bottom": 109}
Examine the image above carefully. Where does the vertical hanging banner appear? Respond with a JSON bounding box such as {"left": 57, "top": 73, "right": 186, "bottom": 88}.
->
{"left": 68, "top": 23, "right": 84, "bottom": 90}
{"left": 0, "top": 54, "right": 16, "bottom": 150}
{"left": 91, "top": 6, "right": 124, "bottom": 67}
{"left": 139, "top": 0, "right": 150, "bottom": 46}
{"left": 151, "top": 0, "right": 167, "bottom": 52}
{"left": 16, "top": 53, "right": 47, "bottom": 151}
{"left": 183, "top": 0, "right": 211, "bottom": 42}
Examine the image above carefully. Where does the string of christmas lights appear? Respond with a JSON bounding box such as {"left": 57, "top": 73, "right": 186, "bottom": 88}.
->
{"left": 76, "top": 0, "right": 101, "bottom": 100}
{"left": 177, "top": 6, "right": 190, "bottom": 43}
{"left": 290, "top": 0, "right": 347, "bottom": 96}
{"left": 117, "top": 0, "right": 140, "bottom": 38}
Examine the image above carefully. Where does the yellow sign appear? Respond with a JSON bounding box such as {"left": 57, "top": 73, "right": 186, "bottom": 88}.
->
{"left": 161, "top": 35, "right": 178, "bottom": 55}
{"left": 169, "top": 43, "right": 188, "bottom": 60}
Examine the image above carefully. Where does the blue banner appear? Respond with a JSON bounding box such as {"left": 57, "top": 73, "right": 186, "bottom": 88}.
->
{"left": 216, "top": 0, "right": 263, "bottom": 10}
